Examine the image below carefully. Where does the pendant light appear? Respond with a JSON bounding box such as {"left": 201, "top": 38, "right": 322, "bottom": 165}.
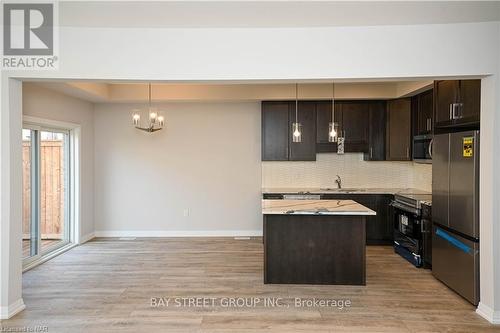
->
{"left": 131, "top": 83, "right": 164, "bottom": 133}
{"left": 292, "top": 83, "right": 302, "bottom": 143}
{"left": 328, "top": 82, "right": 339, "bottom": 142}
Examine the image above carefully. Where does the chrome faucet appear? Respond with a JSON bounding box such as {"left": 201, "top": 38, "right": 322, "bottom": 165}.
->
{"left": 335, "top": 175, "right": 342, "bottom": 189}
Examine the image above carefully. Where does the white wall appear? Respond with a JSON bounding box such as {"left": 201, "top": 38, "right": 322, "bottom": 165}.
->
{"left": 262, "top": 154, "right": 432, "bottom": 191}
{"left": 93, "top": 102, "right": 261, "bottom": 236}
{"left": 22, "top": 84, "right": 95, "bottom": 239}
{"left": 1, "top": 19, "right": 500, "bottom": 322}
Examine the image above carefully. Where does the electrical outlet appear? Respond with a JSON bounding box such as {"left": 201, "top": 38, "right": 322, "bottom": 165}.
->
{"left": 183, "top": 209, "right": 190, "bottom": 217}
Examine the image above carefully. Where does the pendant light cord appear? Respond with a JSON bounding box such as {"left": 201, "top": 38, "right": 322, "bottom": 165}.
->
{"left": 332, "top": 82, "right": 335, "bottom": 122}
{"left": 295, "top": 83, "right": 298, "bottom": 122}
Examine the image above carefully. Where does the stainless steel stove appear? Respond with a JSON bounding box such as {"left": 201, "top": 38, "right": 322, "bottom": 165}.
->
{"left": 394, "top": 193, "right": 432, "bottom": 213}
{"left": 391, "top": 192, "right": 432, "bottom": 268}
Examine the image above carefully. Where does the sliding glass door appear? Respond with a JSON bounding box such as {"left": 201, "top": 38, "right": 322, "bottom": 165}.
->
{"left": 22, "top": 126, "right": 71, "bottom": 265}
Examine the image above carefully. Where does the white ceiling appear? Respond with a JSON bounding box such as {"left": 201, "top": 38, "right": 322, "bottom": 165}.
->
{"left": 59, "top": 1, "right": 500, "bottom": 28}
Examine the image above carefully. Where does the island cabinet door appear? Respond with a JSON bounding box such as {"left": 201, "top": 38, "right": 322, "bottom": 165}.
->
{"left": 320, "top": 194, "right": 392, "bottom": 245}
{"left": 264, "top": 214, "right": 366, "bottom": 285}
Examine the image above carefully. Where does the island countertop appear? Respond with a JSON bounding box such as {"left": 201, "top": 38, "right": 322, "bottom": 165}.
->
{"left": 262, "top": 199, "right": 376, "bottom": 216}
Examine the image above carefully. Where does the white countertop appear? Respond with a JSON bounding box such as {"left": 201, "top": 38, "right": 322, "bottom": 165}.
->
{"left": 262, "top": 187, "right": 431, "bottom": 195}
{"left": 262, "top": 199, "right": 377, "bottom": 216}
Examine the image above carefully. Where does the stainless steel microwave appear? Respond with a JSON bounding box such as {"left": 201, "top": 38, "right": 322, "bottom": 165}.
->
{"left": 413, "top": 134, "right": 433, "bottom": 163}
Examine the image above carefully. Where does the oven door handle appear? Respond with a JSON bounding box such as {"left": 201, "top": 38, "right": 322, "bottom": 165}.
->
{"left": 390, "top": 201, "right": 420, "bottom": 215}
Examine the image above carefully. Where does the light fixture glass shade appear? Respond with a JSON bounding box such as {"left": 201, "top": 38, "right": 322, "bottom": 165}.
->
{"left": 328, "top": 122, "right": 339, "bottom": 142}
{"left": 292, "top": 122, "right": 302, "bottom": 143}
{"left": 157, "top": 115, "right": 165, "bottom": 128}
{"left": 148, "top": 107, "right": 158, "bottom": 123}
{"left": 132, "top": 110, "right": 141, "bottom": 126}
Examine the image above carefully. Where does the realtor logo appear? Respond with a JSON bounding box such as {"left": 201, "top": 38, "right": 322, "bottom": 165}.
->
{"left": 4, "top": 3, "right": 53, "bottom": 55}
{"left": 2, "top": 2, "right": 58, "bottom": 69}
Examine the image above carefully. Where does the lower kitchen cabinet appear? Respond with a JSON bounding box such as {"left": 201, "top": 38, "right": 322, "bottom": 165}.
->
{"left": 319, "top": 193, "right": 394, "bottom": 245}
{"left": 262, "top": 193, "right": 394, "bottom": 244}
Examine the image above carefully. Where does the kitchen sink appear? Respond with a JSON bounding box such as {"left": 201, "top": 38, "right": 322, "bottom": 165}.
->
{"left": 319, "top": 188, "right": 366, "bottom": 193}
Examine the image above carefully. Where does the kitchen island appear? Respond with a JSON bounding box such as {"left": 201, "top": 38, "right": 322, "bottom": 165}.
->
{"left": 263, "top": 199, "right": 376, "bottom": 285}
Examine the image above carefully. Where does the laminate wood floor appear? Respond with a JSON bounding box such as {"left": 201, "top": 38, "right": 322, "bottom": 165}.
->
{"left": 1, "top": 238, "right": 498, "bottom": 333}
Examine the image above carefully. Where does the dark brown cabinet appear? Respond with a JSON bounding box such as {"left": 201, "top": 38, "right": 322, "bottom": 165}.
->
{"left": 386, "top": 98, "right": 412, "bottom": 161}
{"left": 289, "top": 101, "right": 317, "bottom": 161}
{"left": 261, "top": 101, "right": 316, "bottom": 161}
{"left": 412, "top": 89, "right": 434, "bottom": 136}
{"left": 316, "top": 100, "right": 376, "bottom": 154}
{"left": 434, "top": 79, "right": 480, "bottom": 128}
{"left": 263, "top": 192, "right": 394, "bottom": 245}
{"left": 318, "top": 193, "right": 393, "bottom": 245}
{"left": 261, "top": 101, "right": 290, "bottom": 161}
{"left": 316, "top": 100, "right": 342, "bottom": 153}
{"left": 340, "top": 101, "right": 370, "bottom": 152}
{"left": 364, "top": 101, "right": 386, "bottom": 161}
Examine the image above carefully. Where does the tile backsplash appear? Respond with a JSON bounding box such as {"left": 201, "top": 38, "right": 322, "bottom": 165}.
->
{"left": 262, "top": 153, "right": 432, "bottom": 191}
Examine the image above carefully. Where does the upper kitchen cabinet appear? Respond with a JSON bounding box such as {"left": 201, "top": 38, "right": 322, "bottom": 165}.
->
{"left": 341, "top": 101, "right": 370, "bottom": 152}
{"left": 316, "top": 100, "right": 342, "bottom": 153}
{"left": 261, "top": 101, "right": 316, "bottom": 161}
{"left": 412, "top": 89, "right": 434, "bottom": 136}
{"left": 317, "top": 100, "right": 378, "bottom": 154}
{"left": 364, "top": 101, "right": 386, "bottom": 161}
{"left": 434, "top": 79, "right": 480, "bottom": 128}
{"left": 261, "top": 101, "right": 290, "bottom": 161}
{"left": 386, "top": 98, "right": 412, "bottom": 161}
{"left": 289, "top": 101, "right": 317, "bottom": 161}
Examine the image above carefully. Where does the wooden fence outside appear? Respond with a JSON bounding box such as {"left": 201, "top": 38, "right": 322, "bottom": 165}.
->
{"left": 22, "top": 140, "right": 65, "bottom": 240}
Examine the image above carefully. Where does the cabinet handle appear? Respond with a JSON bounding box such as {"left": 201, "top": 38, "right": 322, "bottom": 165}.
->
{"left": 427, "top": 118, "right": 431, "bottom": 131}
{"left": 406, "top": 147, "right": 410, "bottom": 159}
{"left": 449, "top": 103, "right": 453, "bottom": 120}
{"left": 452, "top": 103, "right": 464, "bottom": 120}
{"left": 429, "top": 138, "right": 433, "bottom": 158}
{"left": 370, "top": 147, "right": 373, "bottom": 159}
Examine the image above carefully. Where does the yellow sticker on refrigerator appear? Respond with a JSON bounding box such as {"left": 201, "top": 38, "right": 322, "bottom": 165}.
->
{"left": 463, "top": 137, "right": 474, "bottom": 157}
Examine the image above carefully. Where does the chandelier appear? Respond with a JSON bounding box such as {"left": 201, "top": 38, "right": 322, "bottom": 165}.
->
{"left": 131, "top": 83, "right": 164, "bottom": 133}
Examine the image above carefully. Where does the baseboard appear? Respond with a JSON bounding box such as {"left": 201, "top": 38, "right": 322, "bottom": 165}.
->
{"left": 79, "top": 232, "right": 95, "bottom": 244}
{"left": 0, "top": 299, "right": 25, "bottom": 320}
{"left": 94, "top": 230, "right": 263, "bottom": 238}
{"left": 476, "top": 302, "right": 500, "bottom": 324}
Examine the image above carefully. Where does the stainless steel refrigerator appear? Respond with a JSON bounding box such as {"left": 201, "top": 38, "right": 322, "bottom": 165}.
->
{"left": 432, "top": 130, "right": 480, "bottom": 305}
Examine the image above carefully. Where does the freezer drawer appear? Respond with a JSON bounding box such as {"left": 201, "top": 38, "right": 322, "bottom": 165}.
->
{"left": 432, "top": 225, "right": 479, "bottom": 305}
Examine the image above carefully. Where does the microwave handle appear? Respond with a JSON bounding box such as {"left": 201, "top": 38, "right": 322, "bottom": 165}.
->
{"left": 428, "top": 138, "right": 433, "bottom": 158}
